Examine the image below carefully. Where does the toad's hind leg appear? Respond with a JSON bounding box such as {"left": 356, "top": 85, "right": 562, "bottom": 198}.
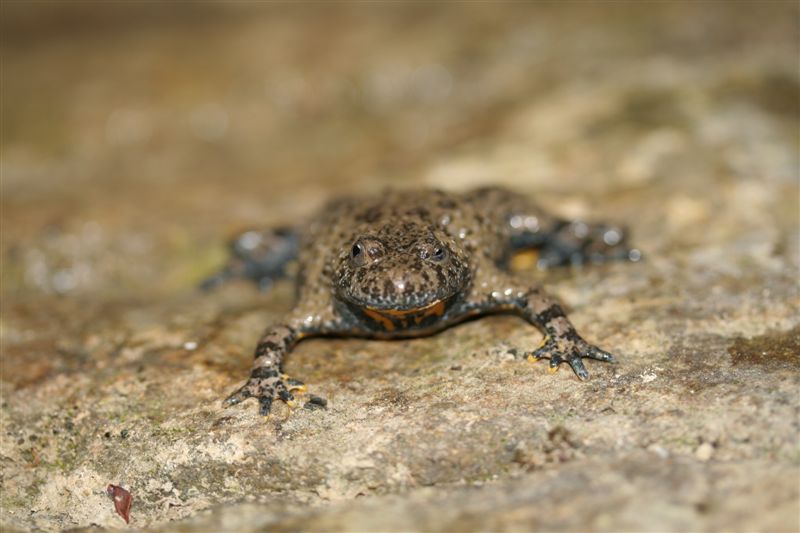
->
{"left": 463, "top": 186, "right": 639, "bottom": 268}
{"left": 509, "top": 214, "right": 638, "bottom": 269}
{"left": 200, "top": 227, "right": 298, "bottom": 291}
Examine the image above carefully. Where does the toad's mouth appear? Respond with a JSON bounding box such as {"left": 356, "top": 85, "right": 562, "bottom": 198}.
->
{"left": 350, "top": 297, "right": 451, "bottom": 332}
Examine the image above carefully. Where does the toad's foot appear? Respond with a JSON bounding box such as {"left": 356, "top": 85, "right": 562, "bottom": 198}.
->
{"left": 200, "top": 227, "right": 298, "bottom": 292}
{"left": 526, "top": 335, "right": 615, "bottom": 380}
{"left": 223, "top": 371, "right": 307, "bottom": 416}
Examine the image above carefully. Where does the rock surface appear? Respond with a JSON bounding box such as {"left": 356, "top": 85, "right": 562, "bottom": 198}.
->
{"left": 2, "top": 3, "right": 798, "bottom": 531}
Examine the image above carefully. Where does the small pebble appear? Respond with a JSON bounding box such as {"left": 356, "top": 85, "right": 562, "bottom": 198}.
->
{"left": 647, "top": 444, "right": 669, "bottom": 459}
{"left": 695, "top": 442, "right": 714, "bottom": 461}
{"left": 304, "top": 395, "right": 328, "bottom": 410}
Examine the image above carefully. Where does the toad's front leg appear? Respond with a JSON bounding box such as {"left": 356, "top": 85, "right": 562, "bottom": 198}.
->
{"left": 225, "top": 306, "right": 357, "bottom": 415}
{"left": 460, "top": 276, "right": 615, "bottom": 379}
{"left": 223, "top": 322, "right": 309, "bottom": 415}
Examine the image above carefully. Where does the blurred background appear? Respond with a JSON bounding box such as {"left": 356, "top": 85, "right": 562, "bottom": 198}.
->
{"left": 4, "top": 2, "right": 796, "bottom": 298}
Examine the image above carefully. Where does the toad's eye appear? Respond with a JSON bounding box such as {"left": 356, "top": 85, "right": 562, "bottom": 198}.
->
{"left": 351, "top": 238, "right": 384, "bottom": 266}
{"left": 351, "top": 239, "right": 383, "bottom": 266}
{"left": 431, "top": 246, "right": 447, "bottom": 262}
{"left": 350, "top": 242, "right": 367, "bottom": 266}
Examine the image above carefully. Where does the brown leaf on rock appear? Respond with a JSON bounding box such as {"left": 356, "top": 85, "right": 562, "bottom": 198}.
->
{"left": 106, "top": 484, "right": 132, "bottom": 524}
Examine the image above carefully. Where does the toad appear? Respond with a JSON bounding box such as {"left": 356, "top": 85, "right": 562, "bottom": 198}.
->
{"left": 203, "top": 187, "right": 638, "bottom": 415}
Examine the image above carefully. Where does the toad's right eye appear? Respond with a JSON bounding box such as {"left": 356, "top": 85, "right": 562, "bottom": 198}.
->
{"left": 350, "top": 238, "right": 383, "bottom": 266}
{"left": 350, "top": 241, "right": 368, "bottom": 266}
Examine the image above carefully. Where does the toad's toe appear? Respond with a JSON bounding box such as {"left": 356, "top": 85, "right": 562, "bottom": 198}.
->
{"left": 224, "top": 373, "right": 307, "bottom": 415}
{"left": 525, "top": 335, "right": 615, "bottom": 379}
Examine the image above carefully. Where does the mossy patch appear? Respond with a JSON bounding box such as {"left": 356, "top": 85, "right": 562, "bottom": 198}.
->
{"left": 728, "top": 327, "right": 800, "bottom": 370}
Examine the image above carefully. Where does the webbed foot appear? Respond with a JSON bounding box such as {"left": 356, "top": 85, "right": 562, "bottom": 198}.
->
{"left": 526, "top": 335, "right": 616, "bottom": 380}
{"left": 223, "top": 371, "right": 307, "bottom": 416}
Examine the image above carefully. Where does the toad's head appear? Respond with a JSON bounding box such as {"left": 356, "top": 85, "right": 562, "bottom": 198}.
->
{"left": 333, "top": 221, "right": 470, "bottom": 332}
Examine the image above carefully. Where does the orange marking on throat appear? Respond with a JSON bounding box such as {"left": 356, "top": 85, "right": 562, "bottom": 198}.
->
{"left": 364, "top": 299, "right": 446, "bottom": 330}
{"left": 363, "top": 308, "right": 397, "bottom": 331}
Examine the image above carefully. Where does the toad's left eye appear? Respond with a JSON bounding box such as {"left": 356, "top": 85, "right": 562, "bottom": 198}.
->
{"left": 431, "top": 246, "right": 447, "bottom": 262}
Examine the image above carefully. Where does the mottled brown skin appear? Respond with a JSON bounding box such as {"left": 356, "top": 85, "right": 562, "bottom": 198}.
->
{"left": 210, "top": 187, "right": 637, "bottom": 415}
